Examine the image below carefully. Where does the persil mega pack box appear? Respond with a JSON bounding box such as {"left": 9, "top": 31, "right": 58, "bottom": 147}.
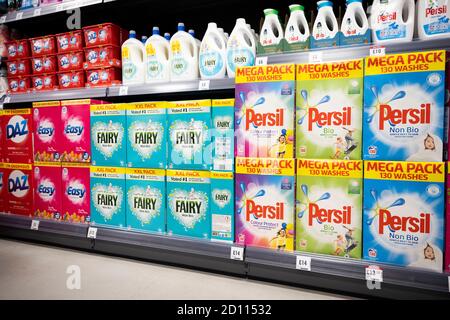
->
{"left": 446, "top": 162, "right": 450, "bottom": 273}
{"left": 2, "top": 109, "right": 33, "bottom": 164}
{"left": 363, "top": 50, "right": 446, "bottom": 162}
{"left": 235, "top": 64, "right": 295, "bottom": 159}
{"left": 32, "top": 101, "right": 62, "bottom": 162}
{"left": 5, "top": 163, "right": 33, "bottom": 216}
{"left": 363, "top": 161, "right": 445, "bottom": 272}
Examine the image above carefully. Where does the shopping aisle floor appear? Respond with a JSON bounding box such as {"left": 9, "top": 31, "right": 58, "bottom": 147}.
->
{"left": 0, "top": 239, "right": 354, "bottom": 300}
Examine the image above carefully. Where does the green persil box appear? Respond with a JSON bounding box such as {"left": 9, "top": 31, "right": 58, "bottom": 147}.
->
{"left": 211, "top": 171, "right": 234, "bottom": 243}
{"left": 296, "top": 159, "right": 363, "bottom": 259}
{"left": 212, "top": 99, "right": 234, "bottom": 171}
{"left": 168, "top": 99, "right": 212, "bottom": 170}
{"left": 91, "top": 104, "right": 127, "bottom": 167}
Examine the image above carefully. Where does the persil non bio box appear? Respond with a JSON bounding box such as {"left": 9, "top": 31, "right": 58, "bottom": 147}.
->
{"left": 363, "top": 50, "right": 446, "bottom": 162}
{"left": 32, "top": 101, "right": 62, "bottom": 162}
{"left": 2, "top": 108, "right": 33, "bottom": 164}
{"left": 235, "top": 64, "right": 295, "bottom": 159}
{"left": 211, "top": 171, "right": 234, "bottom": 243}
{"left": 235, "top": 157, "right": 295, "bottom": 251}
{"left": 5, "top": 163, "right": 33, "bottom": 216}
{"left": 212, "top": 99, "right": 235, "bottom": 171}
{"left": 33, "top": 162, "right": 62, "bottom": 221}
{"left": 363, "top": 161, "right": 445, "bottom": 272}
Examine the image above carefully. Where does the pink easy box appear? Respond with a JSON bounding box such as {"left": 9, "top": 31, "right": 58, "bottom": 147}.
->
{"left": 61, "top": 162, "right": 90, "bottom": 223}
{"left": 33, "top": 101, "right": 62, "bottom": 162}
{"left": 33, "top": 162, "right": 62, "bottom": 220}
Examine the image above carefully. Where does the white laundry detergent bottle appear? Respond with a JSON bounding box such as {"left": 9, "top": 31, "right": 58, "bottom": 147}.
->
{"left": 145, "top": 26, "right": 170, "bottom": 83}
{"left": 341, "top": 0, "right": 369, "bottom": 37}
{"left": 260, "top": 8, "right": 284, "bottom": 46}
{"left": 370, "top": 0, "right": 415, "bottom": 44}
{"left": 122, "top": 30, "right": 145, "bottom": 85}
{"left": 312, "top": 1, "right": 339, "bottom": 41}
{"left": 188, "top": 29, "right": 202, "bottom": 47}
{"left": 417, "top": 0, "right": 450, "bottom": 39}
{"left": 170, "top": 23, "right": 199, "bottom": 81}
{"left": 199, "top": 22, "right": 227, "bottom": 79}
{"left": 285, "top": 4, "right": 310, "bottom": 44}
{"left": 141, "top": 36, "right": 148, "bottom": 43}
{"left": 164, "top": 33, "right": 171, "bottom": 41}
{"left": 226, "top": 18, "right": 256, "bottom": 78}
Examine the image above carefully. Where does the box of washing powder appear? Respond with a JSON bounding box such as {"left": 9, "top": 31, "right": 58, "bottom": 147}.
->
{"left": 61, "top": 162, "right": 91, "bottom": 224}
{"left": 211, "top": 171, "right": 234, "bottom": 243}
{"left": 32, "top": 101, "right": 62, "bottom": 162}
{"left": 2, "top": 108, "right": 33, "bottom": 164}
{"left": 296, "top": 159, "right": 362, "bottom": 258}
{"left": 0, "top": 163, "right": 6, "bottom": 213}
{"left": 445, "top": 162, "right": 450, "bottom": 273}
{"left": 235, "top": 64, "right": 295, "bottom": 159}
{"left": 5, "top": 163, "right": 33, "bottom": 216}
{"left": 296, "top": 59, "right": 363, "bottom": 160}
{"left": 363, "top": 161, "right": 445, "bottom": 272}
{"left": 212, "top": 99, "right": 235, "bottom": 171}
{"left": 33, "top": 162, "right": 62, "bottom": 221}
{"left": 363, "top": 50, "right": 446, "bottom": 162}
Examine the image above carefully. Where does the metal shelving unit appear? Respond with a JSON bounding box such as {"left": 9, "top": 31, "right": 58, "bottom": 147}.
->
{"left": 3, "top": 87, "right": 107, "bottom": 104}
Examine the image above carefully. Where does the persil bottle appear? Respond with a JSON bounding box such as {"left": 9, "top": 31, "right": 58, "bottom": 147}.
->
{"left": 285, "top": 4, "right": 310, "bottom": 44}
{"left": 312, "top": 1, "right": 339, "bottom": 41}
{"left": 259, "top": 8, "right": 284, "bottom": 46}
{"left": 341, "top": 0, "right": 369, "bottom": 37}
{"left": 416, "top": 0, "right": 450, "bottom": 40}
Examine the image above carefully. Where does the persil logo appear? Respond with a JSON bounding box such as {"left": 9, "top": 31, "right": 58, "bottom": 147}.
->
{"left": 308, "top": 106, "right": 351, "bottom": 131}
{"left": 89, "top": 72, "right": 99, "bottom": 84}
{"left": 246, "top": 200, "right": 284, "bottom": 222}
{"left": 8, "top": 170, "right": 30, "bottom": 198}
{"left": 6, "top": 115, "right": 29, "bottom": 144}
{"left": 426, "top": 5, "right": 447, "bottom": 17}
{"left": 377, "top": 10, "right": 396, "bottom": 23}
{"left": 308, "top": 203, "right": 352, "bottom": 226}
{"left": 378, "top": 103, "right": 430, "bottom": 130}
{"left": 87, "top": 31, "right": 97, "bottom": 43}
{"left": 246, "top": 108, "right": 284, "bottom": 130}
{"left": 378, "top": 209, "right": 430, "bottom": 234}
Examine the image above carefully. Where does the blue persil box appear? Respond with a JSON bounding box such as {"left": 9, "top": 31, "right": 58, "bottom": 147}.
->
{"left": 211, "top": 171, "right": 234, "bottom": 243}
{"left": 363, "top": 161, "right": 445, "bottom": 272}
{"left": 363, "top": 51, "right": 446, "bottom": 162}
{"left": 212, "top": 99, "right": 234, "bottom": 171}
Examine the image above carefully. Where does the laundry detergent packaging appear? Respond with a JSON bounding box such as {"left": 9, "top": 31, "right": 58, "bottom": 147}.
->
{"left": 445, "top": 162, "right": 450, "bottom": 273}
{"left": 33, "top": 162, "right": 62, "bottom": 221}
{"left": 0, "top": 163, "right": 6, "bottom": 213}
{"left": 5, "top": 163, "right": 33, "bottom": 216}
{"left": 32, "top": 101, "right": 62, "bottom": 162}
{"left": 211, "top": 171, "right": 234, "bottom": 243}
{"left": 235, "top": 64, "right": 295, "bottom": 158}
{"left": 212, "top": 99, "right": 235, "bottom": 171}
{"left": 62, "top": 162, "right": 91, "bottom": 223}
{"left": 2, "top": 108, "right": 33, "bottom": 164}
{"left": 296, "top": 59, "right": 363, "bottom": 160}
{"left": 363, "top": 50, "right": 446, "bottom": 162}
{"left": 363, "top": 161, "right": 445, "bottom": 272}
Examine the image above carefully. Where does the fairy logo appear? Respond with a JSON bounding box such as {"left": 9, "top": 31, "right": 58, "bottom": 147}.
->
{"left": 378, "top": 209, "right": 431, "bottom": 234}
{"left": 246, "top": 199, "right": 284, "bottom": 222}
{"left": 378, "top": 103, "right": 431, "bottom": 130}
{"left": 245, "top": 108, "right": 284, "bottom": 130}
{"left": 308, "top": 107, "right": 351, "bottom": 131}
{"left": 309, "top": 203, "right": 352, "bottom": 225}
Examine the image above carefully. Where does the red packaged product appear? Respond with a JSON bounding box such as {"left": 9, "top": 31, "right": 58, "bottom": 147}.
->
{"left": 5, "top": 40, "right": 30, "bottom": 59}
{"left": 58, "top": 70, "right": 85, "bottom": 89}
{"left": 31, "top": 73, "right": 58, "bottom": 91}
{"left": 2, "top": 108, "right": 33, "bottom": 164}
{"left": 8, "top": 76, "right": 31, "bottom": 94}
{"left": 31, "top": 55, "right": 57, "bottom": 74}
{"left": 83, "top": 45, "right": 121, "bottom": 69}
{"left": 4, "top": 163, "right": 34, "bottom": 216}
{"left": 57, "top": 51, "right": 84, "bottom": 71}
{"left": 85, "top": 67, "right": 121, "bottom": 87}
{"left": 6, "top": 59, "right": 31, "bottom": 77}
{"left": 55, "top": 30, "right": 84, "bottom": 53}
{"left": 29, "top": 35, "right": 56, "bottom": 57}
{"left": 83, "top": 23, "right": 122, "bottom": 47}
{"left": 0, "top": 163, "right": 6, "bottom": 213}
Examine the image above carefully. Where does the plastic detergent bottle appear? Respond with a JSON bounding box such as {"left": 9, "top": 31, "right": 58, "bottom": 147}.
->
{"left": 312, "top": 1, "right": 339, "bottom": 40}
{"left": 416, "top": 0, "right": 450, "bottom": 40}
{"left": 122, "top": 30, "right": 145, "bottom": 85}
{"left": 226, "top": 18, "right": 256, "bottom": 78}
{"left": 285, "top": 4, "right": 310, "bottom": 44}
{"left": 199, "top": 22, "right": 227, "bottom": 79}
{"left": 164, "top": 32, "right": 171, "bottom": 41}
{"left": 341, "top": 0, "right": 369, "bottom": 37}
{"left": 370, "top": 0, "right": 415, "bottom": 44}
{"left": 170, "top": 23, "right": 199, "bottom": 81}
{"left": 141, "top": 36, "right": 148, "bottom": 43}
{"left": 260, "top": 8, "right": 284, "bottom": 46}
{"left": 145, "top": 26, "right": 170, "bottom": 83}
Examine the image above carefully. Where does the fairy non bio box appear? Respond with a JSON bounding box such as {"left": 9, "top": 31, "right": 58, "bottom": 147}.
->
{"left": 296, "top": 159, "right": 362, "bottom": 258}
{"left": 235, "top": 64, "right": 295, "bottom": 159}
{"left": 5, "top": 163, "right": 33, "bottom": 216}
{"left": 126, "top": 168, "right": 166, "bottom": 233}
{"left": 126, "top": 102, "right": 167, "bottom": 169}
{"left": 166, "top": 169, "right": 210, "bottom": 239}
{"left": 235, "top": 157, "right": 295, "bottom": 251}
{"left": 90, "top": 166, "right": 126, "bottom": 228}
{"left": 32, "top": 101, "right": 62, "bottom": 162}
{"left": 33, "top": 162, "right": 62, "bottom": 221}
{"left": 61, "top": 162, "right": 90, "bottom": 223}
{"left": 363, "top": 161, "right": 445, "bottom": 272}
{"left": 2, "top": 108, "right": 33, "bottom": 164}
{"left": 363, "top": 50, "right": 446, "bottom": 162}
{"left": 91, "top": 103, "right": 127, "bottom": 167}
{"left": 212, "top": 99, "right": 235, "bottom": 171}
{"left": 167, "top": 99, "right": 211, "bottom": 170}
{"left": 211, "top": 171, "right": 234, "bottom": 243}
{"left": 296, "top": 59, "right": 363, "bottom": 160}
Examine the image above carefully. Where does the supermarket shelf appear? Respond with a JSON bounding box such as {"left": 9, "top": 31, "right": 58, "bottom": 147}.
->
{"left": 0, "top": 0, "right": 103, "bottom": 24}
{"left": 3, "top": 87, "right": 107, "bottom": 104}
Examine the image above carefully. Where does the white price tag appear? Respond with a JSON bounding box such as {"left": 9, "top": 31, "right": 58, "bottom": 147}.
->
{"left": 15, "top": 12, "right": 23, "bottom": 20}
{"left": 33, "top": 8, "right": 41, "bottom": 16}
{"left": 31, "top": 220, "right": 40, "bottom": 231}
{"left": 309, "top": 51, "right": 323, "bottom": 63}
{"left": 0, "top": 16, "right": 7, "bottom": 24}
{"left": 4, "top": 96, "right": 11, "bottom": 103}
{"left": 255, "top": 56, "right": 268, "bottom": 66}
{"left": 65, "top": 1, "right": 81, "bottom": 10}
{"left": 230, "top": 246, "right": 244, "bottom": 261}
{"left": 370, "top": 46, "right": 386, "bottom": 57}
{"left": 198, "top": 80, "right": 210, "bottom": 90}
{"left": 87, "top": 227, "right": 98, "bottom": 239}
{"left": 365, "top": 265, "right": 383, "bottom": 282}
{"left": 296, "top": 255, "right": 311, "bottom": 271}
{"left": 118, "top": 86, "right": 128, "bottom": 96}
{"left": 55, "top": 4, "right": 64, "bottom": 12}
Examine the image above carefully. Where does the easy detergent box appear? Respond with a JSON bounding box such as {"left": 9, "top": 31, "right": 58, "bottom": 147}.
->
{"left": 168, "top": 100, "right": 211, "bottom": 170}
{"left": 0, "top": 163, "right": 6, "bottom": 213}
{"left": 126, "top": 102, "right": 167, "bottom": 169}
{"left": 166, "top": 170, "right": 211, "bottom": 239}
{"left": 62, "top": 162, "right": 90, "bottom": 223}
{"left": 363, "top": 161, "right": 445, "bottom": 272}
{"left": 235, "top": 64, "right": 295, "bottom": 158}
{"left": 126, "top": 168, "right": 166, "bottom": 233}
{"left": 235, "top": 157, "right": 295, "bottom": 251}
{"left": 32, "top": 101, "right": 62, "bottom": 162}
{"left": 33, "top": 162, "right": 62, "bottom": 221}
{"left": 90, "top": 166, "right": 126, "bottom": 228}
{"left": 363, "top": 50, "right": 446, "bottom": 162}
{"left": 211, "top": 171, "right": 234, "bottom": 243}
{"left": 212, "top": 99, "right": 235, "bottom": 171}
{"left": 5, "top": 163, "right": 33, "bottom": 216}
{"left": 296, "top": 59, "right": 363, "bottom": 160}
{"left": 2, "top": 109, "right": 33, "bottom": 164}
{"left": 296, "top": 159, "right": 362, "bottom": 258}
{"left": 91, "top": 103, "right": 127, "bottom": 167}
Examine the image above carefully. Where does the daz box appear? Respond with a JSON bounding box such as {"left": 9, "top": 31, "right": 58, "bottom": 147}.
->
{"left": 5, "top": 163, "right": 33, "bottom": 216}
{"left": 212, "top": 99, "right": 235, "bottom": 171}
{"left": 33, "top": 162, "right": 62, "bottom": 221}
{"left": 211, "top": 171, "right": 234, "bottom": 243}
{"left": 363, "top": 161, "right": 445, "bottom": 272}
{"left": 62, "top": 162, "right": 90, "bottom": 223}
{"left": 33, "top": 101, "right": 62, "bottom": 162}
{"left": 0, "top": 163, "right": 6, "bottom": 213}
{"left": 2, "top": 109, "right": 33, "bottom": 164}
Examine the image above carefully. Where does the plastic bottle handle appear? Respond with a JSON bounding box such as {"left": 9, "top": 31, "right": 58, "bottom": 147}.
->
{"left": 403, "top": 0, "right": 415, "bottom": 25}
